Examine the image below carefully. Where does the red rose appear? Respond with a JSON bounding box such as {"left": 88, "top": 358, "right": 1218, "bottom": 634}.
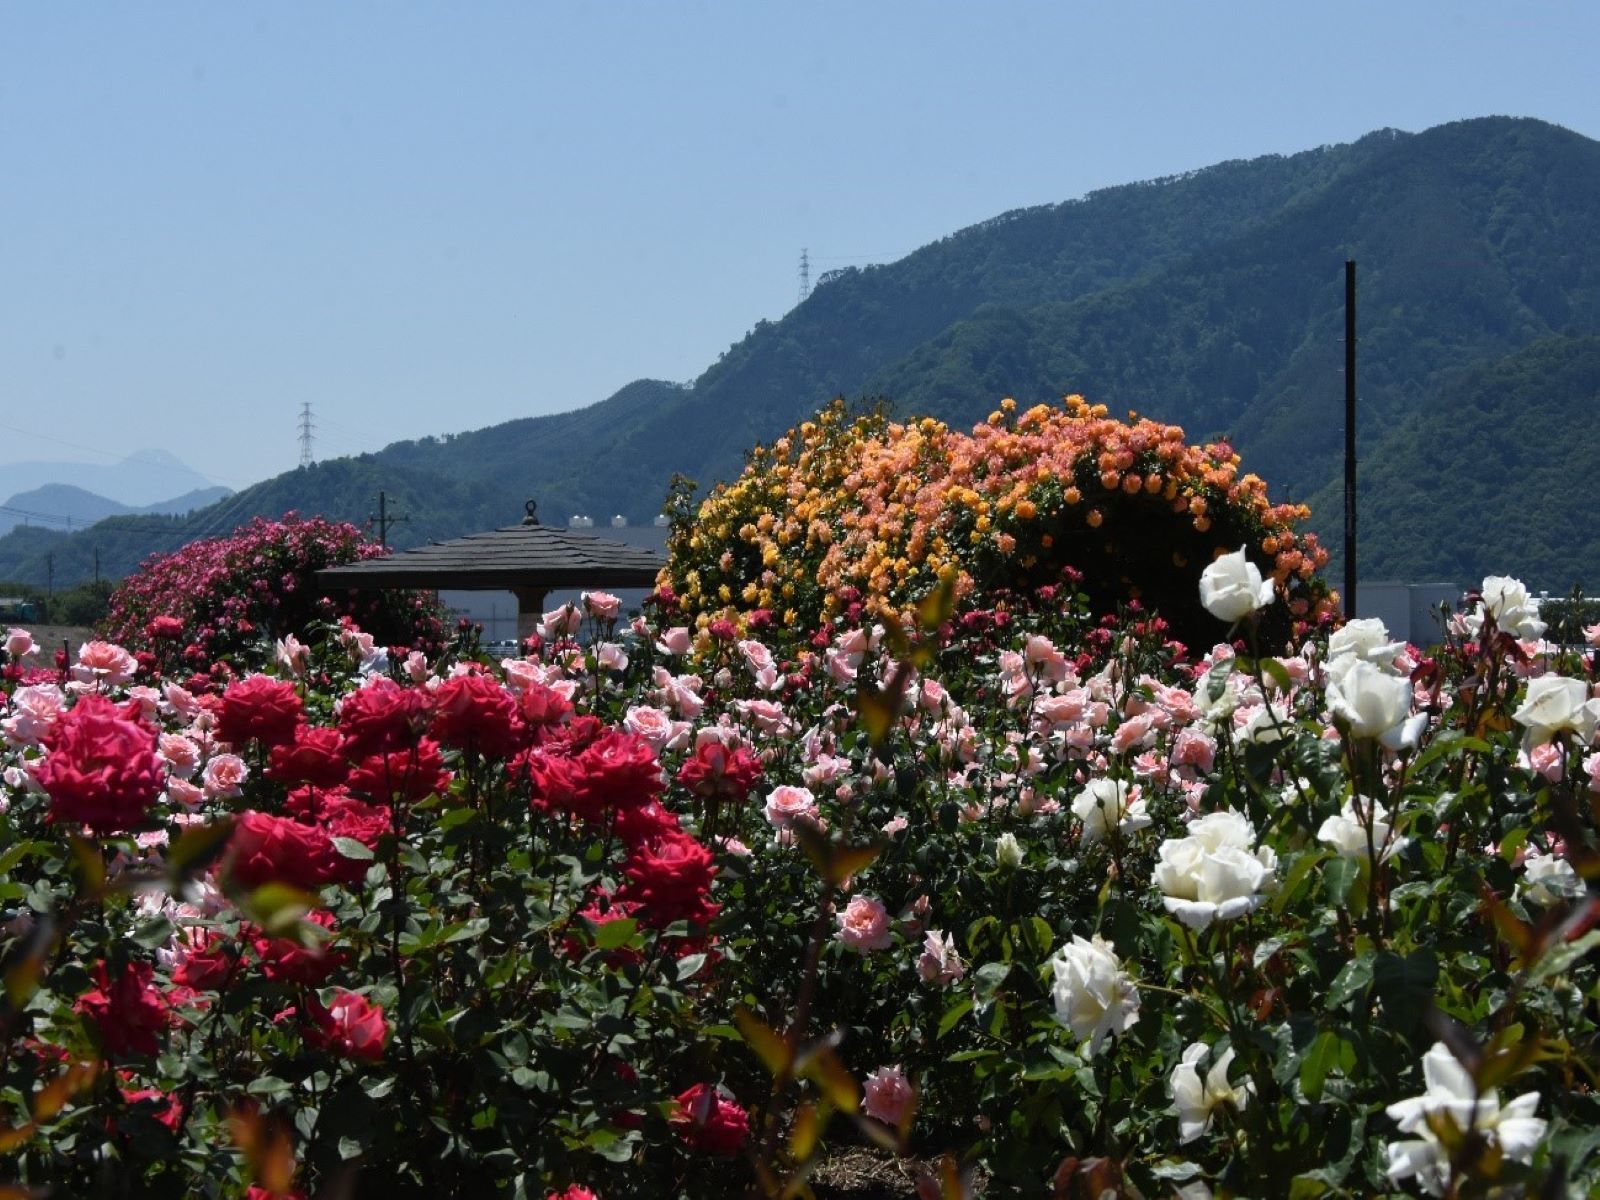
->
{"left": 618, "top": 830, "right": 717, "bottom": 927}
{"left": 255, "top": 910, "right": 346, "bottom": 985}
{"left": 146, "top": 615, "right": 185, "bottom": 641}
{"left": 516, "top": 682, "right": 573, "bottom": 738}
{"left": 303, "top": 990, "right": 387, "bottom": 1062}
{"left": 267, "top": 727, "right": 348, "bottom": 788}
{"left": 226, "top": 812, "right": 348, "bottom": 891}
{"left": 432, "top": 674, "right": 522, "bottom": 760}
{"left": 514, "top": 749, "right": 586, "bottom": 816}
{"left": 216, "top": 675, "right": 305, "bottom": 749}
{"left": 677, "top": 742, "right": 763, "bottom": 804}
{"left": 171, "top": 930, "right": 239, "bottom": 991}
{"left": 575, "top": 732, "right": 663, "bottom": 812}
{"left": 36, "top": 695, "right": 164, "bottom": 834}
{"left": 337, "top": 679, "right": 434, "bottom": 756}
{"left": 345, "top": 738, "right": 451, "bottom": 804}
{"left": 611, "top": 799, "right": 681, "bottom": 846}
{"left": 670, "top": 1083, "right": 748, "bottom": 1156}
{"left": 75, "top": 962, "right": 171, "bottom": 1058}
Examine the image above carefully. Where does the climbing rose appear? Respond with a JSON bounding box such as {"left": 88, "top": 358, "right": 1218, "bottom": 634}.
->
{"left": 36, "top": 694, "right": 164, "bottom": 834}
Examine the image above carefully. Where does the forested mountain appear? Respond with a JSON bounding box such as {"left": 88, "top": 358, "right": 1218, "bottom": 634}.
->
{"left": 7, "top": 116, "right": 1599, "bottom": 590}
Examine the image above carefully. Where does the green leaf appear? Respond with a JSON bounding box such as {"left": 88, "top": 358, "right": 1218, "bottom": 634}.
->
{"left": 331, "top": 837, "right": 374, "bottom": 862}
{"left": 1299, "top": 1030, "right": 1351, "bottom": 1101}
{"left": 591, "top": 917, "right": 639, "bottom": 951}
{"left": 167, "top": 819, "right": 236, "bottom": 879}
{"left": 1327, "top": 955, "right": 1374, "bottom": 1010}
{"left": 937, "top": 996, "right": 974, "bottom": 1039}
{"left": 675, "top": 953, "right": 708, "bottom": 981}
{"left": 1372, "top": 950, "right": 1438, "bottom": 1031}
{"left": 1322, "top": 856, "right": 1359, "bottom": 906}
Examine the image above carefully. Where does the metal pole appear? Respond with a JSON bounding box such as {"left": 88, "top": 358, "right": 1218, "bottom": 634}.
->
{"left": 1344, "top": 260, "right": 1357, "bottom": 618}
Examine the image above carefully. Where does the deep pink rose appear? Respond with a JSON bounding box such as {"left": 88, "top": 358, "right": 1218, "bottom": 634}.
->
{"left": 37, "top": 694, "right": 164, "bottom": 834}
{"left": 216, "top": 674, "right": 304, "bottom": 749}
{"left": 75, "top": 961, "right": 171, "bottom": 1058}
{"left": 304, "top": 989, "right": 387, "bottom": 1062}
{"left": 670, "top": 1083, "right": 748, "bottom": 1156}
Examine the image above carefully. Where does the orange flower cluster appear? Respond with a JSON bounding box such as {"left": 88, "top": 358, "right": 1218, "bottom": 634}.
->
{"left": 661, "top": 397, "right": 1332, "bottom": 633}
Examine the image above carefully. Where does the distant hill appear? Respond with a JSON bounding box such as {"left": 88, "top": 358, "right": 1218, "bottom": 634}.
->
{"left": 7, "top": 116, "right": 1600, "bottom": 591}
{"left": 0, "top": 449, "right": 220, "bottom": 507}
{"left": 0, "top": 483, "right": 232, "bottom": 536}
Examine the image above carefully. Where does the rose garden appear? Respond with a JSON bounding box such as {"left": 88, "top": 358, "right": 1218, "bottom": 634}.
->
{"left": 0, "top": 396, "right": 1596, "bottom": 1198}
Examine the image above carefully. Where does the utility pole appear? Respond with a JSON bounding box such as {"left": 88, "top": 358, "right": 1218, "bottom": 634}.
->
{"left": 298, "top": 402, "right": 316, "bottom": 467}
{"left": 368, "top": 490, "right": 408, "bottom": 550}
{"left": 1344, "top": 260, "right": 1357, "bottom": 619}
{"left": 46, "top": 553, "right": 54, "bottom": 598}
{"left": 94, "top": 547, "right": 101, "bottom": 587}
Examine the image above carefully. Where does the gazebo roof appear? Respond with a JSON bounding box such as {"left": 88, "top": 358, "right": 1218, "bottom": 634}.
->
{"left": 315, "top": 510, "right": 665, "bottom": 593}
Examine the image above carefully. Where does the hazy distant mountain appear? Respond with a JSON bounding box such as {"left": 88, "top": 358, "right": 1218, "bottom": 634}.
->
{"left": 0, "top": 449, "right": 221, "bottom": 507}
{"left": 7, "top": 116, "right": 1600, "bottom": 590}
{"left": 0, "top": 483, "right": 233, "bottom": 536}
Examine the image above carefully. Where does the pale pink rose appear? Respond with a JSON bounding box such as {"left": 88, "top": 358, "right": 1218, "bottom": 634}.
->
{"left": 862, "top": 1066, "right": 916, "bottom": 1127}
{"left": 275, "top": 635, "right": 309, "bottom": 677}
{"left": 882, "top": 813, "right": 909, "bottom": 836}
{"left": 917, "top": 930, "right": 965, "bottom": 986}
{"left": 654, "top": 626, "right": 692, "bottom": 656}
{"left": 1171, "top": 728, "right": 1217, "bottom": 773}
{"left": 1586, "top": 753, "right": 1600, "bottom": 793}
{"left": 75, "top": 640, "right": 137, "bottom": 686}
{"left": 159, "top": 733, "right": 202, "bottom": 779}
{"left": 5, "top": 628, "right": 36, "bottom": 659}
{"left": 2, "top": 684, "right": 66, "bottom": 745}
{"left": 1110, "top": 713, "right": 1156, "bottom": 755}
{"left": 1155, "top": 684, "right": 1201, "bottom": 726}
{"left": 623, "top": 705, "right": 689, "bottom": 753}
{"left": 162, "top": 682, "right": 202, "bottom": 720}
{"left": 917, "top": 678, "right": 949, "bottom": 713}
{"left": 714, "top": 835, "right": 752, "bottom": 858}
{"left": 1524, "top": 742, "right": 1565, "bottom": 783}
{"left": 752, "top": 663, "right": 782, "bottom": 692}
{"left": 737, "top": 699, "right": 791, "bottom": 735}
{"left": 403, "top": 651, "right": 430, "bottom": 684}
{"left": 835, "top": 895, "right": 893, "bottom": 952}
{"left": 1132, "top": 750, "right": 1168, "bottom": 783}
{"left": 738, "top": 639, "right": 775, "bottom": 673}
{"left": 1024, "top": 635, "right": 1068, "bottom": 682}
{"left": 201, "top": 753, "right": 249, "bottom": 799}
{"left": 824, "top": 648, "right": 859, "bottom": 685}
{"left": 540, "top": 604, "right": 582, "bottom": 640}
{"left": 802, "top": 753, "right": 850, "bottom": 788}
{"left": 661, "top": 674, "right": 706, "bottom": 718}
{"left": 596, "top": 642, "right": 630, "bottom": 672}
{"left": 166, "top": 778, "right": 205, "bottom": 809}
{"left": 764, "top": 785, "right": 818, "bottom": 830}
{"left": 582, "top": 591, "right": 622, "bottom": 621}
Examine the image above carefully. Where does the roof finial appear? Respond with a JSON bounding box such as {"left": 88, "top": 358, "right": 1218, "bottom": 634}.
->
{"left": 523, "top": 498, "right": 540, "bottom": 526}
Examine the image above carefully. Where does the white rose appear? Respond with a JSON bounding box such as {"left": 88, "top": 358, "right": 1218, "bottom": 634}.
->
{"left": 1071, "top": 779, "right": 1151, "bottom": 844}
{"left": 1153, "top": 810, "right": 1277, "bottom": 930}
{"left": 1326, "top": 657, "right": 1426, "bottom": 751}
{"left": 1326, "top": 618, "right": 1406, "bottom": 670}
{"left": 1520, "top": 851, "right": 1582, "bottom": 907}
{"left": 994, "top": 832, "right": 1024, "bottom": 871}
{"left": 1512, "top": 674, "right": 1600, "bottom": 747}
{"left": 1198, "top": 547, "right": 1275, "bottom": 623}
{"left": 1048, "top": 934, "right": 1140, "bottom": 1055}
{"left": 1466, "top": 575, "right": 1546, "bottom": 641}
{"left": 1316, "top": 796, "right": 1407, "bottom": 862}
{"left": 1170, "top": 1042, "right": 1252, "bottom": 1143}
{"left": 1385, "top": 1042, "right": 1545, "bottom": 1196}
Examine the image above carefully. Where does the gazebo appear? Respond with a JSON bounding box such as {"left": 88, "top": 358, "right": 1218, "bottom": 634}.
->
{"left": 315, "top": 501, "right": 666, "bottom": 641}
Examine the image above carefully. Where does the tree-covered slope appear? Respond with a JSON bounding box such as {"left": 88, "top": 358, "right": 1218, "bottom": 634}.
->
{"left": 1308, "top": 333, "right": 1600, "bottom": 590}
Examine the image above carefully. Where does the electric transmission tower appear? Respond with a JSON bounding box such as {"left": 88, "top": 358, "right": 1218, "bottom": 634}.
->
{"left": 798, "top": 247, "right": 811, "bottom": 303}
{"left": 298, "top": 402, "right": 316, "bottom": 467}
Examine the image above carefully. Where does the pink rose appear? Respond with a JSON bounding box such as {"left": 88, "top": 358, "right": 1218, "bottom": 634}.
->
{"left": 763, "top": 785, "right": 818, "bottom": 830}
{"left": 541, "top": 605, "right": 582, "bottom": 639}
{"left": 201, "top": 753, "right": 249, "bottom": 798}
{"left": 582, "top": 591, "right": 622, "bottom": 621}
{"left": 862, "top": 1065, "right": 915, "bottom": 1128}
{"left": 5, "top": 628, "right": 36, "bottom": 659}
{"left": 917, "top": 930, "right": 965, "bottom": 985}
{"left": 75, "top": 640, "right": 138, "bottom": 687}
{"left": 623, "top": 705, "right": 687, "bottom": 753}
{"left": 595, "top": 642, "right": 630, "bottom": 673}
{"left": 159, "top": 733, "right": 202, "bottom": 778}
{"left": 654, "top": 626, "right": 692, "bottom": 656}
{"left": 835, "top": 895, "right": 892, "bottom": 952}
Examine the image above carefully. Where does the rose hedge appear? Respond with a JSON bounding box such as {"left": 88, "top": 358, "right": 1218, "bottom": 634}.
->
{"left": 660, "top": 397, "right": 1335, "bottom": 646}
{"left": 0, "top": 558, "right": 1597, "bottom": 1196}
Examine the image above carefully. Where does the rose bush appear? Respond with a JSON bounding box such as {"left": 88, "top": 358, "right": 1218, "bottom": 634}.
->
{"left": 0, "top": 400, "right": 1596, "bottom": 1197}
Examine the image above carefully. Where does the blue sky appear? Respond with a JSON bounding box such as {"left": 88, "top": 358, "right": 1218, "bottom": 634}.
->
{"left": 3, "top": 2, "right": 1598, "bottom": 494}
